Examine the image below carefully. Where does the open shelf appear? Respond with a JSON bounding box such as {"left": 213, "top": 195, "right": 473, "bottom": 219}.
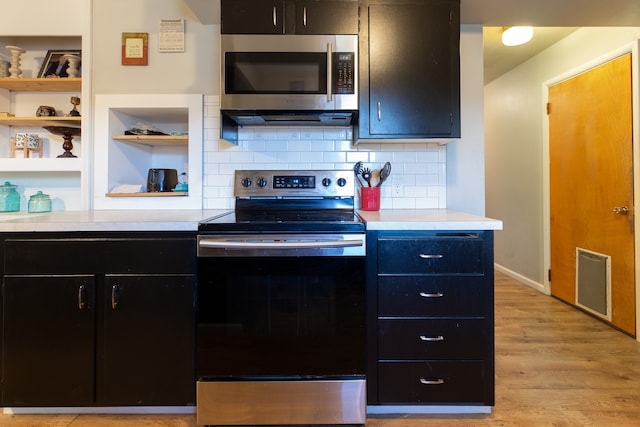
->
{"left": 0, "top": 157, "right": 83, "bottom": 172}
{"left": 0, "top": 77, "right": 81, "bottom": 92}
{"left": 106, "top": 192, "right": 188, "bottom": 197}
{"left": 112, "top": 135, "right": 188, "bottom": 146}
{"left": 0, "top": 116, "right": 81, "bottom": 127}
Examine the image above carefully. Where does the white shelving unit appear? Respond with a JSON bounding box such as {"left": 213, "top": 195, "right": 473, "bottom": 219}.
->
{"left": 0, "top": 45, "right": 88, "bottom": 212}
{"left": 93, "top": 94, "right": 203, "bottom": 210}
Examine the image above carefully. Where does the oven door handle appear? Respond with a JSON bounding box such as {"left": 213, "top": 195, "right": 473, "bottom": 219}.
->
{"left": 199, "top": 238, "right": 363, "bottom": 250}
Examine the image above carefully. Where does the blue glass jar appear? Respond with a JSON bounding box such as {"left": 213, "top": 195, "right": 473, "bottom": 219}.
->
{"left": 0, "top": 181, "right": 20, "bottom": 212}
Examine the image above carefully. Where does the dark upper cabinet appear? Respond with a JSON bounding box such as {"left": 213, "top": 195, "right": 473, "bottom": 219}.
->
{"left": 221, "top": 0, "right": 359, "bottom": 34}
{"left": 357, "top": 0, "right": 461, "bottom": 140}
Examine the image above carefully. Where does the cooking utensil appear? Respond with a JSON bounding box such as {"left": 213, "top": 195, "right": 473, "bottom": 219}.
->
{"left": 353, "top": 161, "right": 366, "bottom": 187}
{"left": 376, "top": 162, "right": 391, "bottom": 187}
{"left": 361, "top": 168, "right": 373, "bottom": 187}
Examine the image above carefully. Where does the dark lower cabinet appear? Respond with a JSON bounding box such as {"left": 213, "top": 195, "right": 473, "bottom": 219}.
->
{"left": 98, "top": 275, "right": 195, "bottom": 405}
{"left": 367, "top": 230, "right": 494, "bottom": 408}
{"left": 0, "top": 232, "right": 196, "bottom": 407}
{"left": 2, "top": 275, "right": 96, "bottom": 406}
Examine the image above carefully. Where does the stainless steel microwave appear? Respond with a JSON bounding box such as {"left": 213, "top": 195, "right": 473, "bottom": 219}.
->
{"left": 221, "top": 34, "right": 358, "bottom": 112}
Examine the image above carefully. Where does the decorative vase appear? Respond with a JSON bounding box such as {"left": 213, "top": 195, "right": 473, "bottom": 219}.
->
{"left": 5, "top": 45, "right": 25, "bottom": 78}
{"left": 62, "top": 54, "right": 81, "bottom": 78}
{"left": 0, "top": 59, "right": 9, "bottom": 77}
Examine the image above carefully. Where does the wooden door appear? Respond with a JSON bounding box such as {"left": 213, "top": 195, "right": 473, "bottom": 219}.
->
{"left": 549, "top": 53, "right": 635, "bottom": 335}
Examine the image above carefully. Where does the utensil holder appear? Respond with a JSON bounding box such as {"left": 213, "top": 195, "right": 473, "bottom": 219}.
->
{"left": 360, "top": 186, "right": 380, "bottom": 211}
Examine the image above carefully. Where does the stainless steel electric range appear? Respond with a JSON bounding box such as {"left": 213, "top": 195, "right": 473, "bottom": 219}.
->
{"left": 196, "top": 170, "right": 366, "bottom": 426}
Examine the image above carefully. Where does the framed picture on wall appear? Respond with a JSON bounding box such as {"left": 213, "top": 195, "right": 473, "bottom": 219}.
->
{"left": 38, "top": 50, "right": 82, "bottom": 78}
{"left": 122, "top": 32, "right": 149, "bottom": 65}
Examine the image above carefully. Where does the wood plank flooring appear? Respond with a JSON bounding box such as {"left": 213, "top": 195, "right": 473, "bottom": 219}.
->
{"left": 1, "top": 270, "right": 639, "bottom": 426}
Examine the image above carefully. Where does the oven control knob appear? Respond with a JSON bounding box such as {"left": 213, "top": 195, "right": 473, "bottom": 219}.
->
{"left": 337, "top": 177, "right": 347, "bottom": 187}
{"left": 322, "top": 178, "right": 332, "bottom": 187}
{"left": 241, "top": 177, "right": 252, "bottom": 188}
{"left": 257, "top": 177, "right": 268, "bottom": 188}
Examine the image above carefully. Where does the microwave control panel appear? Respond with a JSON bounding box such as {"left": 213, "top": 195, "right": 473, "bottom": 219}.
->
{"left": 334, "top": 53, "right": 355, "bottom": 94}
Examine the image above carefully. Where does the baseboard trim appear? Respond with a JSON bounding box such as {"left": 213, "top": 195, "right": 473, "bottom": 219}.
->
{"left": 3, "top": 406, "right": 196, "bottom": 415}
{"left": 494, "top": 263, "right": 548, "bottom": 294}
{"left": 367, "top": 405, "right": 492, "bottom": 415}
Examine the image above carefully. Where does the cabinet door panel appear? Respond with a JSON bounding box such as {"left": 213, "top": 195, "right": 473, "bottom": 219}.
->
{"left": 378, "top": 361, "right": 485, "bottom": 404}
{"left": 364, "top": 1, "right": 460, "bottom": 137}
{"left": 222, "top": 0, "right": 285, "bottom": 34}
{"left": 294, "top": 1, "right": 358, "bottom": 34}
{"left": 378, "top": 319, "right": 484, "bottom": 359}
{"left": 2, "top": 276, "right": 95, "bottom": 406}
{"left": 98, "top": 275, "right": 195, "bottom": 405}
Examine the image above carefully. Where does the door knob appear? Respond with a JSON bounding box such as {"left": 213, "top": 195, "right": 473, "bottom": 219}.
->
{"left": 613, "top": 206, "right": 629, "bottom": 215}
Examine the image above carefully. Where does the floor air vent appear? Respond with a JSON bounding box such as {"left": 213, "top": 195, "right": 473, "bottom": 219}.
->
{"left": 575, "top": 248, "right": 611, "bottom": 321}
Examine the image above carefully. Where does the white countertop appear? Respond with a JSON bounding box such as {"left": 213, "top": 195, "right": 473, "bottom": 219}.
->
{"left": 357, "top": 209, "right": 503, "bottom": 231}
{"left": 0, "top": 210, "right": 230, "bottom": 232}
{"left": 0, "top": 209, "right": 502, "bottom": 232}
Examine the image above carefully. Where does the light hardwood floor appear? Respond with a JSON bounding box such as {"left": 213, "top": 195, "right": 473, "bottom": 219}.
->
{"left": 1, "top": 270, "right": 639, "bottom": 426}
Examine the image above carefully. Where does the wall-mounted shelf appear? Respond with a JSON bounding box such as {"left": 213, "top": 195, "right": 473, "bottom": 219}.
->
{"left": 0, "top": 116, "right": 81, "bottom": 127}
{"left": 94, "top": 94, "right": 203, "bottom": 210}
{"left": 112, "top": 135, "right": 188, "bottom": 147}
{"left": 106, "top": 192, "right": 188, "bottom": 197}
{"left": 0, "top": 78, "right": 81, "bottom": 92}
{"left": 0, "top": 157, "right": 83, "bottom": 172}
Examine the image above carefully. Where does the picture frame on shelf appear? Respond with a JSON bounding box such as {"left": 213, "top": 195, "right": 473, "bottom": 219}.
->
{"left": 38, "top": 50, "right": 82, "bottom": 78}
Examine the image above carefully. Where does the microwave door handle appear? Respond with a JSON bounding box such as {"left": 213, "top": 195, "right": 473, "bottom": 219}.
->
{"left": 327, "top": 42, "right": 333, "bottom": 102}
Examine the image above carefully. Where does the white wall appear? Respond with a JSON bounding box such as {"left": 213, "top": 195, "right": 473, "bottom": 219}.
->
{"left": 92, "top": 0, "right": 218, "bottom": 95}
{"left": 447, "top": 25, "right": 486, "bottom": 216}
{"left": 485, "top": 27, "right": 640, "bottom": 285}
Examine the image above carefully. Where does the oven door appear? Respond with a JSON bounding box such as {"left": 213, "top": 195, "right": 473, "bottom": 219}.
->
{"left": 196, "top": 239, "right": 366, "bottom": 425}
{"left": 221, "top": 34, "right": 358, "bottom": 111}
{"left": 196, "top": 255, "right": 365, "bottom": 378}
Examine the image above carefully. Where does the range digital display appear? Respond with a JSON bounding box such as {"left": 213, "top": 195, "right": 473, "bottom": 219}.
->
{"left": 273, "top": 176, "right": 316, "bottom": 189}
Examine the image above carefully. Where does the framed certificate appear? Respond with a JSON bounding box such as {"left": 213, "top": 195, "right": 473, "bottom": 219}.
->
{"left": 122, "top": 32, "right": 148, "bottom": 65}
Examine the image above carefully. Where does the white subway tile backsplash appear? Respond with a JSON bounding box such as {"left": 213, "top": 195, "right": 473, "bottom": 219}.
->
{"left": 202, "top": 96, "right": 446, "bottom": 209}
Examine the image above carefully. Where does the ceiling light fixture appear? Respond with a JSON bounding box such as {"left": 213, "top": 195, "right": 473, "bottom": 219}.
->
{"left": 501, "top": 26, "right": 534, "bottom": 46}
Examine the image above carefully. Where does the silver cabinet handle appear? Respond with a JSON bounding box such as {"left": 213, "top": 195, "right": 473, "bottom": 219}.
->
{"left": 272, "top": 6, "right": 277, "bottom": 27}
{"left": 327, "top": 42, "right": 333, "bottom": 102}
{"left": 419, "top": 254, "right": 444, "bottom": 259}
{"left": 111, "top": 284, "right": 119, "bottom": 310}
{"left": 420, "top": 378, "right": 445, "bottom": 385}
{"left": 419, "top": 335, "right": 444, "bottom": 342}
{"left": 78, "top": 284, "right": 86, "bottom": 310}
{"left": 377, "top": 102, "right": 381, "bottom": 121}
{"left": 613, "top": 206, "right": 629, "bottom": 215}
{"left": 303, "top": 6, "right": 307, "bottom": 26}
{"left": 419, "top": 292, "right": 444, "bottom": 298}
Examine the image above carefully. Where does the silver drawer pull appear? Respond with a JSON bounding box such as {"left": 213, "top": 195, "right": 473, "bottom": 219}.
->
{"left": 420, "top": 378, "right": 445, "bottom": 385}
{"left": 419, "top": 335, "right": 444, "bottom": 342}
{"left": 419, "top": 254, "right": 444, "bottom": 259}
{"left": 419, "top": 292, "right": 444, "bottom": 298}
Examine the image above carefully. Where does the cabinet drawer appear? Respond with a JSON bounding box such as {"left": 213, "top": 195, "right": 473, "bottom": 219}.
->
{"left": 378, "top": 235, "right": 484, "bottom": 274}
{"left": 378, "top": 361, "right": 485, "bottom": 404}
{"left": 4, "top": 236, "right": 196, "bottom": 275}
{"left": 378, "top": 276, "right": 486, "bottom": 316}
{"left": 378, "top": 319, "right": 484, "bottom": 360}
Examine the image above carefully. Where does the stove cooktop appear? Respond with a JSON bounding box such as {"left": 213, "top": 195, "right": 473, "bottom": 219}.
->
{"left": 199, "top": 170, "right": 364, "bottom": 233}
